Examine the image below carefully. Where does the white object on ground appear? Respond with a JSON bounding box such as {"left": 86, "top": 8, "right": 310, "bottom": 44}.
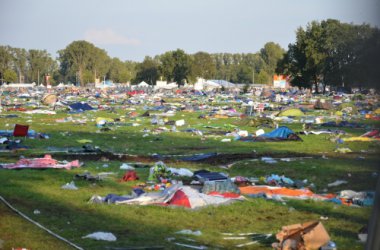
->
{"left": 236, "top": 241, "right": 258, "bottom": 247}
{"left": 174, "top": 242, "right": 207, "bottom": 249}
{"left": 175, "top": 119, "right": 185, "bottom": 126}
{"left": 120, "top": 163, "right": 135, "bottom": 170}
{"left": 169, "top": 168, "right": 193, "bottom": 177}
{"left": 176, "top": 230, "right": 202, "bottom": 236}
{"left": 327, "top": 180, "right": 348, "bottom": 187}
{"left": 82, "top": 232, "right": 117, "bottom": 241}
{"left": 255, "top": 129, "right": 265, "bottom": 136}
{"left": 61, "top": 181, "right": 78, "bottom": 190}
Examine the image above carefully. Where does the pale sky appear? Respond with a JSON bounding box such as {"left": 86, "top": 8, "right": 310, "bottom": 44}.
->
{"left": 1, "top": 0, "right": 379, "bottom": 61}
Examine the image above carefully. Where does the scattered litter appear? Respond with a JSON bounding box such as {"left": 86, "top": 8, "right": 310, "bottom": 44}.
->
{"left": 255, "top": 129, "right": 265, "bottom": 136}
{"left": 173, "top": 242, "right": 207, "bottom": 249}
{"left": 236, "top": 241, "right": 258, "bottom": 248}
{"left": 327, "top": 180, "right": 348, "bottom": 187}
{"left": 61, "top": 181, "right": 78, "bottom": 190}
{"left": 358, "top": 233, "right": 367, "bottom": 243}
{"left": 120, "top": 163, "right": 135, "bottom": 170}
{"left": 261, "top": 157, "right": 277, "bottom": 164}
{"left": 33, "top": 209, "right": 40, "bottom": 215}
{"left": 223, "top": 236, "right": 246, "bottom": 240}
{"left": 82, "top": 232, "right": 116, "bottom": 241}
{"left": 77, "top": 139, "right": 93, "bottom": 144}
{"left": 176, "top": 230, "right": 202, "bottom": 236}
{"left": 175, "top": 119, "right": 185, "bottom": 126}
{"left": 334, "top": 147, "right": 352, "bottom": 153}
{"left": 320, "top": 241, "right": 337, "bottom": 250}
{"left": 221, "top": 138, "right": 231, "bottom": 142}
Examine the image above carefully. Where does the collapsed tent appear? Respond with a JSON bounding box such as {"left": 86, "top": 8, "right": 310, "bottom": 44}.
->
{"left": 115, "top": 184, "right": 242, "bottom": 209}
{"left": 256, "top": 126, "right": 302, "bottom": 141}
{"left": 239, "top": 185, "right": 323, "bottom": 200}
{"left": 0, "top": 154, "right": 80, "bottom": 170}
{"left": 167, "top": 186, "right": 241, "bottom": 209}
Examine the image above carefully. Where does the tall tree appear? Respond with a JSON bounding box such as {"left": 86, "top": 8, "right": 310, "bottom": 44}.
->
{"left": 11, "top": 48, "right": 28, "bottom": 83}
{"left": 58, "top": 40, "right": 100, "bottom": 86}
{"left": 260, "top": 42, "right": 285, "bottom": 79}
{"left": 27, "top": 49, "right": 57, "bottom": 84}
{"left": 172, "top": 49, "right": 191, "bottom": 84}
{"left": 278, "top": 19, "right": 380, "bottom": 91}
{"left": 0, "top": 46, "right": 13, "bottom": 84}
{"left": 191, "top": 52, "right": 216, "bottom": 79}
{"left": 158, "top": 51, "right": 175, "bottom": 81}
{"left": 134, "top": 56, "right": 159, "bottom": 85}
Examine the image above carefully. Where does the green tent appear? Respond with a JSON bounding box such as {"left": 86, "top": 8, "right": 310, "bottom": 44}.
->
{"left": 278, "top": 108, "right": 305, "bottom": 117}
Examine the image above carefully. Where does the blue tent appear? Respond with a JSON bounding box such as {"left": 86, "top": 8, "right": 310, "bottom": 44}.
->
{"left": 260, "top": 126, "right": 295, "bottom": 139}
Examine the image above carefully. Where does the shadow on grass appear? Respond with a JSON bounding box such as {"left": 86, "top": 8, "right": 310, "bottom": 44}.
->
{"left": 286, "top": 200, "right": 370, "bottom": 225}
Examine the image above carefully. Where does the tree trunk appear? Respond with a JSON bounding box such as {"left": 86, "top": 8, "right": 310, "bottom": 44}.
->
{"left": 314, "top": 82, "right": 319, "bottom": 94}
{"left": 79, "top": 67, "right": 83, "bottom": 86}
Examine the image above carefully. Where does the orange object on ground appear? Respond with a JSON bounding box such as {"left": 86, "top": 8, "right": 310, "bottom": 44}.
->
{"left": 240, "top": 185, "right": 315, "bottom": 198}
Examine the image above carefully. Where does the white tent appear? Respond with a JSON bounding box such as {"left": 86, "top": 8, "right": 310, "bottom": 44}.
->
{"left": 4, "top": 83, "right": 36, "bottom": 88}
{"left": 204, "top": 80, "right": 222, "bottom": 89}
{"left": 138, "top": 81, "right": 149, "bottom": 87}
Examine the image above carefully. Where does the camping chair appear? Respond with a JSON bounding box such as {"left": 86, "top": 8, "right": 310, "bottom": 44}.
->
{"left": 13, "top": 124, "right": 29, "bottom": 139}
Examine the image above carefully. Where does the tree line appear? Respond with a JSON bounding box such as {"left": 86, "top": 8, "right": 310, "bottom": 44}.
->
{"left": 278, "top": 19, "right": 380, "bottom": 91}
{"left": 0, "top": 41, "right": 284, "bottom": 86}
{"left": 0, "top": 19, "right": 379, "bottom": 90}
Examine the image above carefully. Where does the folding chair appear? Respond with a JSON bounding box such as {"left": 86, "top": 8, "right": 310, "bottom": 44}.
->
{"left": 13, "top": 124, "right": 29, "bottom": 139}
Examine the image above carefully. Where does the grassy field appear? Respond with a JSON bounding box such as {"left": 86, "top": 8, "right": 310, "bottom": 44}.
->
{"left": 0, "top": 103, "right": 379, "bottom": 249}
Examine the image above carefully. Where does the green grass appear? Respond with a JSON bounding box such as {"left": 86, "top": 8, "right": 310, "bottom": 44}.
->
{"left": 0, "top": 105, "right": 379, "bottom": 249}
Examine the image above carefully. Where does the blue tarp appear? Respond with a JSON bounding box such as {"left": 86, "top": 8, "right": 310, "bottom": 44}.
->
{"left": 68, "top": 102, "right": 94, "bottom": 112}
{"left": 260, "top": 126, "right": 295, "bottom": 139}
{"left": 181, "top": 153, "right": 217, "bottom": 162}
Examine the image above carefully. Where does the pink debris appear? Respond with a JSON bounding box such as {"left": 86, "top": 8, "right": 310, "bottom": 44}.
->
{"left": 1, "top": 154, "right": 80, "bottom": 170}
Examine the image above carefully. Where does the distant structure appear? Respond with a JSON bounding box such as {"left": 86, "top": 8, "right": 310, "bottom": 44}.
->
{"left": 273, "top": 75, "right": 290, "bottom": 88}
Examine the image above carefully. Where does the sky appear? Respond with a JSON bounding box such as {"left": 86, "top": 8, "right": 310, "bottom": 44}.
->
{"left": 1, "top": 0, "right": 379, "bottom": 62}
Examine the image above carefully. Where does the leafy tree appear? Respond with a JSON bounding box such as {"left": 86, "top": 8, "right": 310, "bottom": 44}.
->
{"left": 108, "top": 58, "right": 131, "bottom": 83}
{"left": 260, "top": 42, "right": 285, "bottom": 76}
{"left": 191, "top": 52, "right": 216, "bottom": 79}
{"left": 3, "top": 69, "right": 17, "bottom": 83}
{"left": 89, "top": 47, "right": 110, "bottom": 81}
{"left": 158, "top": 51, "right": 175, "bottom": 81}
{"left": 0, "top": 46, "right": 13, "bottom": 83}
{"left": 134, "top": 56, "right": 159, "bottom": 85}
{"left": 27, "top": 49, "right": 57, "bottom": 84}
{"left": 278, "top": 19, "right": 380, "bottom": 91}
{"left": 232, "top": 64, "right": 252, "bottom": 83}
{"left": 11, "top": 48, "right": 28, "bottom": 82}
{"left": 172, "top": 49, "right": 191, "bottom": 84}
{"left": 256, "top": 70, "right": 271, "bottom": 84}
{"left": 58, "top": 40, "right": 106, "bottom": 86}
